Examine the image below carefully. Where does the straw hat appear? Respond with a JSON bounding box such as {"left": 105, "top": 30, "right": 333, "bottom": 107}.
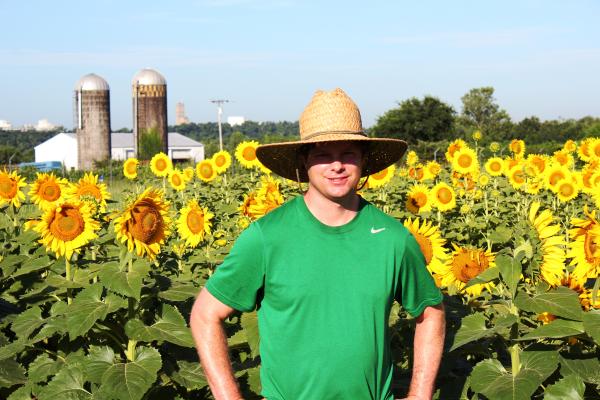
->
{"left": 256, "top": 88, "right": 407, "bottom": 182}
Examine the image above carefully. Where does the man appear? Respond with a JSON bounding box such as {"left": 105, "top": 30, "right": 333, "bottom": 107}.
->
{"left": 190, "top": 88, "right": 445, "bottom": 400}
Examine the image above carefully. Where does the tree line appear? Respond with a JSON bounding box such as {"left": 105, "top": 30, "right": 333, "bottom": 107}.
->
{"left": 2, "top": 87, "right": 599, "bottom": 164}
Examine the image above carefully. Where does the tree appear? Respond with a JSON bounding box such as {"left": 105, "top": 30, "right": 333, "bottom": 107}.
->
{"left": 370, "top": 96, "right": 456, "bottom": 143}
{"left": 460, "top": 87, "right": 512, "bottom": 139}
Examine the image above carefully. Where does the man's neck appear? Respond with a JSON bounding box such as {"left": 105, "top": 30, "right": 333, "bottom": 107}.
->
{"left": 303, "top": 188, "right": 360, "bottom": 227}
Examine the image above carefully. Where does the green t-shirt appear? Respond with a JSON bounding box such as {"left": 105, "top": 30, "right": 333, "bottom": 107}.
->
{"left": 205, "top": 196, "right": 443, "bottom": 400}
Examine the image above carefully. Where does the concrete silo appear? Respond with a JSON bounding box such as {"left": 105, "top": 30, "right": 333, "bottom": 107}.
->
{"left": 132, "top": 68, "right": 168, "bottom": 159}
{"left": 74, "top": 73, "right": 111, "bottom": 170}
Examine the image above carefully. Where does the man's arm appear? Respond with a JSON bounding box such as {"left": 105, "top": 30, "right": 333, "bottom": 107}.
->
{"left": 190, "top": 287, "right": 243, "bottom": 400}
{"left": 406, "top": 303, "right": 445, "bottom": 400}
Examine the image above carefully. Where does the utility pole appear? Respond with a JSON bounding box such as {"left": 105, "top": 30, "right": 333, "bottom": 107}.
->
{"left": 210, "top": 99, "right": 230, "bottom": 151}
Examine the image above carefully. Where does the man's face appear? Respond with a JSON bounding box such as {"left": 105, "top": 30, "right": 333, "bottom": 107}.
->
{"left": 304, "top": 141, "right": 364, "bottom": 202}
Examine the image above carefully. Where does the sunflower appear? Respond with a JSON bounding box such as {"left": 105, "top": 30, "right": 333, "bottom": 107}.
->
{"left": 553, "top": 149, "right": 574, "bottom": 168}
{"left": 113, "top": 188, "right": 171, "bottom": 260}
{"left": 183, "top": 166, "right": 195, "bottom": 182}
{"left": 408, "top": 165, "right": 426, "bottom": 181}
{"left": 177, "top": 199, "right": 214, "bottom": 248}
{"left": 0, "top": 169, "right": 27, "bottom": 208}
{"left": 472, "top": 130, "right": 482, "bottom": 141}
{"left": 591, "top": 138, "right": 600, "bottom": 160}
{"left": 66, "top": 172, "right": 111, "bottom": 213}
{"left": 544, "top": 164, "right": 571, "bottom": 192}
{"left": 150, "top": 152, "right": 172, "bottom": 177}
{"left": 32, "top": 201, "right": 100, "bottom": 259}
{"left": 425, "top": 161, "right": 441, "bottom": 179}
{"left": 526, "top": 154, "right": 548, "bottom": 175}
{"left": 563, "top": 139, "right": 577, "bottom": 153}
{"left": 29, "top": 172, "right": 68, "bottom": 211}
{"left": 123, "top": 158, "right": 139, "bottom": 180}
{"left": 509, "top": 139, "right": 526, "bottom": 158}
{"left": 403, "top": 218, "right": 449, "bottom": 275}
{"left": 212, "top": 150, "right": 232, "bottom": 174}
{"left": 445, "top": 139, "right": 466, "bottom": 163}
{"left": 528, "top": 201, "right": 566, "bottom": 287}
{"left": 235, "top": 140, "right": 260, "bottom": 169}
{"left": 430, "top": 182, "right": 456, "bottom": 212}
{"left": 405, "top": 150, "right": 419, "bottom": 167}
{"left": 567, "top": 207, "right": 600, "bottom": 285}
{"left": 451, "top": 146, "right": 479, "bottom": 175}
{"left": 478, "top": 174, "right": 490, "bottom": 187}
{"left": 168, "top": 169, "right": 186, "bottom": 191}
{"left": 484, "top": 157, "right": 504, "bottom": 177}
{"left": 555, "top": 179, "right": 579, "bottom": 203}
{"left": 577, "top": 138, "right": 594, "bottom": 163}
{"left": 507, "top": 164, "right": 526, "bottom": 190}
{"left": 562, "top": 276, "right": 600, "bottom": 311}
{"left": 489, "top": 142, "right": 501, "bottom": 153}
{"left": 405, "top": 184, "right": 432, "bottom": 214}
{"left": 436, "top": 244, "right": 496, "bottom": 296}
{"left": 368, "top": 165, "right": 396, "bottom": 189}
{"left": 196, "top": 159, "right": 218, "bottom": 182}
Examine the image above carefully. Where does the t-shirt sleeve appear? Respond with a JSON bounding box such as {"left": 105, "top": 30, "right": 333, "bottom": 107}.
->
{"left": 204, "top": 222, "right": 265, "bottom": 312}
{"left": 396, "top": 232, "right": 443, "bottom": 317}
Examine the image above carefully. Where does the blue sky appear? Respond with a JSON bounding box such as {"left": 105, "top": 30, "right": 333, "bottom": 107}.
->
{"left": 1, "top": 0, "right": 599, "bottom": 130}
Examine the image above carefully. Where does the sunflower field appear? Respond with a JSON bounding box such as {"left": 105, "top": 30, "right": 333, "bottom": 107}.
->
{"left": 0, "top": 136, "right": 599, "bottom": 399}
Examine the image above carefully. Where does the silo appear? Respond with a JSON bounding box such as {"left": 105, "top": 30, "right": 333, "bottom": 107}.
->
{"left": 74, "top": 73, "right": 111, "bottom": 170}
{"left": 132, "top": 68, "right": 168, "bottom": 159}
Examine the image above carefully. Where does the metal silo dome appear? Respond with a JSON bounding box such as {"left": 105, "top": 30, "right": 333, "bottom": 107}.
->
{"left": 132, "top": 68, "right": 166, "bottom": 85}
{"left": 74, "top": 73, "right": 110, "bottom": 91}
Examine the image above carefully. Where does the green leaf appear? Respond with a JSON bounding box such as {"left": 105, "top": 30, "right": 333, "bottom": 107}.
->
{"left": 12, "top": 256, "right": 54, "bottom": 278}
{"left": 67, "top": 283, "right": 111, "bottom": 340}
{"left": 464, "top": 266, "right": 499, "bottom": 289}
{"left": 37, "top": 364, "right": 92, "bottom": 400}
{"left": 0, "top": 254, "right": 28, "bottom": 276}
{"left": 514, "top": 287, "right": 583, "bottom": 321}
{"left": 11, "top": 306, "right": 44, "bottom": 339}
{"left": 582, "top": 310, "right": 600, "bottom": 345}
{"left": 518, "top": 319, "right": 584, "bottom": 340}
{"left": 246, "top": 366, "right": 262, "bottom": 396}
{"left": 125, "top": 305, "right": 194, "bottom": 348}
{"left": 241, "top": 311, "right": 260, "bottom": 358}
{"left": 28, "top": 353, "right": 64, "bottom": 383}
{"left": 98, "top": 261, "right": 149, "bottom": 300}
{"left": 0, "top": 358, "right": 26, "bottom": 388}
{"left": 559, "top": 354, "right": 600, "bottom": 385}
{"left": 158, "top": 282, "right": 199, "bottom": 302}
{"left": 450, "top": 313, "right": 488, "bottom": 351}
{"left": 33, "top": 301, "right": 68, "bottom": 341}
{"left": 544, "top": 374, "right": 585, "bottom": 400}
{"left": 98, "top": 346, "right": 162, "bottom": 400}
{"left": 85, "top": 346, "right": 115, "bottom": 384}
{"left": 471, "top": 350, "right": 558, "bottom": 400}
{"left": 171, "top": 361, "right": 208, "bottom": 390}
{"left": 0, "top": 340, "right": 27, "bottom": 361}
{"left": 7, "top": 383, "right": 34, "bottom": 400}
{"left": 489, "top": 225, "right": 513, "bottom": 244}
{"left": 514, "top": 240, "right": 533, "bottom": 260}
{"left": 496, "top": 254, "right": 521, "bottom": 299}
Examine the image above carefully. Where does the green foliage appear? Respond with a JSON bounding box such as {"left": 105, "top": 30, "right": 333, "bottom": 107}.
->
{"left": 459, "top": 86, "right": 512, "bottom": 140}
{"left": 370, "top": 96, "right": 456, "bottom": 143}
{"left": 138, "top": 127, "right": 163, "bottom": 160}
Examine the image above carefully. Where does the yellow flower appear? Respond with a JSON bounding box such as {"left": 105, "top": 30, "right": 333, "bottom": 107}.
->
{"left": 563, "top": 139, "right": 577, "bottom": 153}
{"left": 478, "top": 174, "right": 490, "bottom": 187}
{"left": 509, "top": 139, "right": 525, "bottom": 158}
{"left": 577, "top": 138, "right": 594, "bottom": 162}
{"left": 436, "top": 244, "right": 496, "bottom": 297}
{"left": 150, "top": 152, "right": 172, "bottom": 177}
{"left": 235, "top": 140, "right": 260, "bottom": 169}
{"left": 168, "top": 169, "right": 186, "bottom": 191}
{"left": 445, "top": 139, "right": 466, "bottom": 163}
{"left": 405, "top": 184, "right": 432, "bottom": 214}
{"left": 544, "top": 164, "right": 571, "bottom": 192}
{"left": 212, "top": 150, "right": 232, "bottom": 174}
{"left": 196, "top": 159, "right": 218, "bottom": 182}
{"left": 183, "top": 166, "right": 195, "bottom": 182}
{"left": 527, "top": 154, "right": 548, "bottom": 175}
{"left": 555, "top": 179, "right": 579, "bottom": 203}
{"left": 430, "top": 182, "right": 456, "bottom": 212}
{"left": 529, "top": 201, "right": 566, "bottom": 287}
{"left": 590, "top": 138, "right": 600, "bottom": 160}
{"left": 408, "top": 165, "right": 426, "bottom": 181}
{"left": 66, "top": 172, "right": 111, "bottom": 213}
{"left": 240, "top": 177, "right": 285, "bottom": 220}
{"left": 0, "top": 169, "right": 27, "bottom": 208}
{"left": 567, "top": 207, "right": 600, "bottom": 285}
{"left": 113, "top": 188, "right": 171, "bottom": 260}
{"left": 553, "top": 149, "right": 574, "bottom": 168}
{"left": 451, "top": 146, "right": 479, "bottom": 175}
{"left": 563, "top": 277, "right": 600, "bottom": 311}
{"left": 368, "top": 165, "right": 396, "bottom": 189}
{"left": 177, "top": 199, "right": 213, "bottom": 248}
{"left": 29, "top": 172, "right": 68, "bottom": 211}
{"left": 406, "top": 150, "right": 419, "bottom": 167}
{"left": 507, "top": 164, "right": 526, "bottom": 190}
{"left": 489, "top": 142, "right": 500, "bottom": 153}
{"left": 537, "top": 312, "right": 557, "bottom": 325}
{"left": 484, "top": 157, "right": 504, "bottom": 177}
{"left": 32, "top": 201, "right": 100, "bottom": 259}
{"left": 123, "top": 158, "right": 139, "bottom": 180}
{"left": 472, "top": 130, "right": 482, "bottom": 141}
{"left": 403, "top": 218, "right": 449, "bottom": 275}
{"left": 424, "top": 161, "right": 441, "bottom": 180}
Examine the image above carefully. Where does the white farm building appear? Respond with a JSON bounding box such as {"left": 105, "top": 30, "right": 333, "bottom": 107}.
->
{"left": 34, "top": 132, "right": 205, "bottom": 170}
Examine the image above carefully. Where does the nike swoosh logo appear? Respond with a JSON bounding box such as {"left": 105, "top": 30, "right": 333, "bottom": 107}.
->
{"left": 371, "top": 227, "right": 386, "bottom": 234}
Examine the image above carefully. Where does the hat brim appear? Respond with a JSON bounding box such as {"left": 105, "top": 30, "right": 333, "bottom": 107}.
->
{"left": 256, "top": 134, "right": 407, "bottom": 182}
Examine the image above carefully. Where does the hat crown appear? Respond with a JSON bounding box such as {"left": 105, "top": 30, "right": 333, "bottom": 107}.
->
{"left": 299, "top": 88, "right": 363, "bottom": 140}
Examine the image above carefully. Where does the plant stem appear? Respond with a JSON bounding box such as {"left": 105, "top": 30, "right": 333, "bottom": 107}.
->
{"left": 126, "top": 258, "right": 137, "bottom": 361}
{"left": 65, "top": 257, "right": 72, "bottom": 305}
{"left": 510, "top": 343, "right": 521, "bottom": 375}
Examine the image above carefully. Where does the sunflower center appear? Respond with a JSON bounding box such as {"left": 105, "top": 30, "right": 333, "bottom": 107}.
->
{"left": 40, "top": 181, "right": 61, "bottom": 202}
{"left": 156, "top": 159, "right": 168, "bottom": 171}
{"left": 0, "top": 176, "right": 17, "bottom": 199}
{"left": 451, "top": 250, "right": 488, "bottom": 283}
{"left": 513, "top": 170, "right": 525, "bottom": 184}
{"left": 215, "top": 155, "right": 226, "bottom": 167}
{"left": 411, "top": 192, "right": 428, "bottom": 208}
{"left": 413, "top": 232, "right": 433, "bottom": 264}
{"left": 126, "top": 162, "right": 137, "bottom": 175}
{"left": 458, "top": 154, "right": 472, "bottom": 168}
{"left": 436, "top": 187, "right": 453, "bottom": 204}
{"left": 129, "top": 201, "right": 162, "bottom": 243}
{"left": 491, "top": 161, "right": 502, "bottom": 172}
{"left": 549, "top": 172, "right": 565, "bottom": 186}
{"left": 242, "top": 146, "right": 256, "bottom": 161}
{"left": 186, "top": 209, "right": 204, "bottom": 234}
{"left": 372, "top": 169, "right": 388, "bottom": 180}
{"left": 77, "top": 184, "right": 102, "bottom": 200}
{"left": 584, "top": 229, "right": 600, "bottom": 264}
{"left": 200, "top": 164, "right": 214, "bottom": 178}
{"left": 172, "top": 174, "right": 182, "bottom": 186}
{"left": 410, "top": 168, "right": 424, "bottom": 180}
{"left": 559, "top": 182, "right": 574, "bottom": 197}
{"left": 49, "top": 206, "right": 85, "bottom": 241}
